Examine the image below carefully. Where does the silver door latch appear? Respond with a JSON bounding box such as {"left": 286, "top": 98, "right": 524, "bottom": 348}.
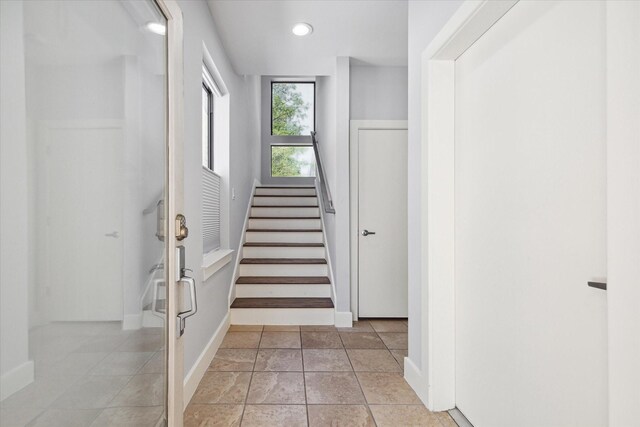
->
{"left": 361, "top": 229, "right": 376, "bottom": 236}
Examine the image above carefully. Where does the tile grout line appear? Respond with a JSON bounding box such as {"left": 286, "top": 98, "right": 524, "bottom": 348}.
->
{"left": 300, "top": 328, "right": 310, "bottom": 426}
{"left": 339, "top": 327, "right": 381, "bottom": 427}
{"left": 238, "top": 326, "right": 262, "bottom": 425}
{"left": 372, "top": 323, "right": 443, "bottom": 426}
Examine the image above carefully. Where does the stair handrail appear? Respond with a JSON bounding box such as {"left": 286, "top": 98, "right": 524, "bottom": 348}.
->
{"left": 311, "top": 131, "right": 335, "bottom": 214}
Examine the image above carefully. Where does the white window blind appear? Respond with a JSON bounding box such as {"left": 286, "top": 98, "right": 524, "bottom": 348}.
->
{"left": 202, "top": 166, "right": 221, "bottom": 253}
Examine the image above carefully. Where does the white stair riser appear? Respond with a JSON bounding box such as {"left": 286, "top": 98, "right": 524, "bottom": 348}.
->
{"left": 253, "top": 197, "right": 318, "bottom": 206}
{"left": 251, "top": 207, "right": 320, "bottom": 217}
{"left": 248, "top": 218, "right": 321, "bottom": 229}
{"left": 235, "top": 284, "right": 331, "bottom": 298}
{"left": 245, "top": 231, "right": 323, "bottom": 243}
{"left": 230, "top": 308, "right": 334, "bottom": 325}
{"left": 243, "top": 246, "right": 325, "bottom": 258}
{"left": 239, "top": 264, "right": 328, "bottom": 276}
{"left": 255, "top": 188, "right": 316, "bottom": 196}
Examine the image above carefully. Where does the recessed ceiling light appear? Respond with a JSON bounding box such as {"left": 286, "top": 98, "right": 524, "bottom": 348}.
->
{"left": 292, "top": 23, "right": 313, "bottom": 37}
{"left": 145, "top": 21, "right": 166, "bottom": 36}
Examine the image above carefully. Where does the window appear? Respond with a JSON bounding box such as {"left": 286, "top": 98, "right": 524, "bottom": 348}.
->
{"left": 202, "top": 83, "right": 213, "bottom": 169}
{"left": 202, "top": 67, "right": 217, "bottom": 169}
{"left": 202, "top": 65, "right": 221, "bottom": 253}
{"left": 271, "top": 146, "right": 316, "bottom": 177}
{"left": 271, "top": 82, "right": 315, "bottom": 136}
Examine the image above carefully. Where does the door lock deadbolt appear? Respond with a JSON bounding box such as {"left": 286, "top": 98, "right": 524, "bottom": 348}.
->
{"left": 176, "top": 214, "right": 189, "bottom": 241}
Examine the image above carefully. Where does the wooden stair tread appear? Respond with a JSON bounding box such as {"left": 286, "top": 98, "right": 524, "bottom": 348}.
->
{"left": 244, "top": 242, "right": 324, "bottom": 247}
{"left": 246, "top": 229, "right": 322, "bottom": 232}
{"left": 236, "top": 276, "right": 331, "bottom": 285}
{"left": 252, "top": 205, "right": 319, "bottom": 208}
{"left": 231, "top": 297, "right": 334, "bottom": 309}
{"left": 254, "top": 195, "right": 317, "bottom": 198}
{"left": 249, "top": 217, "right": 320, "bottom": 219}
{"left": 240, "top": 258, "right": 326, "bottom": 264}
{"left": 258, "top": 186, "right": 315, "bottom": 189}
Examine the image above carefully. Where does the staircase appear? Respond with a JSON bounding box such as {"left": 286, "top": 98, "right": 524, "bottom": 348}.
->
{"left": 230, "top": 185, "right": 335, "bottom": 325}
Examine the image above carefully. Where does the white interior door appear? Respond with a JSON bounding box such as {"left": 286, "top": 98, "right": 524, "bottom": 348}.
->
{"left": 454, "top": 1, "right": 607, "bottom": 426}
{"left": 358, "top": 128, "right": 408, "bottom": 318}
{"left": 47, "top": 125, "right": 124, "bottom": 321}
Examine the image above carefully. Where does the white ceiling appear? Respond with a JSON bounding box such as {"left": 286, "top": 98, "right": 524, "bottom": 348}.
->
{"left": 206, "top": 0, "right": 408, "bottom": 76}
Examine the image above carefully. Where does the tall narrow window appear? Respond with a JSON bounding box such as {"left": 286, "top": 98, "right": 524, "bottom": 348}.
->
{"left": 202, "top": 82, "right": 213, "bottom": 169}
{"left": 202, "top": 66, "right": 221, "bottom": 252}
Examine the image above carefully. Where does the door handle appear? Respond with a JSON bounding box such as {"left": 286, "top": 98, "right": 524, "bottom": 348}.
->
{"left": 588, "top": 281, "right": 607, "bottom": 291}
{"left": 104, "top": 231, "right": 119, "bottom": 238}
{"left": 361, "top": 229, "right": 376, "bottom": 236}
{"left": 177, "top": 275, "right": 197, "bottom": 336}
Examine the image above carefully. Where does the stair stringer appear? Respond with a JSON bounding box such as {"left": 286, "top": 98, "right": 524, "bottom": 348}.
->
{"left": 228, "top": 178, "right": 260, "bottom": 308}
{"left": 315, "top": 179, "right": 350, "bottom": 327}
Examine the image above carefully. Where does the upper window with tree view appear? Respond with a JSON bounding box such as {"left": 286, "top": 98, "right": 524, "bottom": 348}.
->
{"left": 271, "top": 82, "right": 315, "bottom": 136}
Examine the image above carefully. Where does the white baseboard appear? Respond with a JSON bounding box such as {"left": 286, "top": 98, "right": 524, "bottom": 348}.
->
{"left": 1, "top": 360, "right": 34, "bottom": 401}
{"left": 449, "top": 408, "right": 474, "bottom": 427}
{"left": 404, "top": 356, "right": 429, "bottom": 407}
{"left": 122, "top": 313, "right": 142, "bottom": 330}
{"left": 334, "top": 311, "right": 353, "bottom": 327}
{"left": 183, "top": 312, "right": 230, "bottom": 409}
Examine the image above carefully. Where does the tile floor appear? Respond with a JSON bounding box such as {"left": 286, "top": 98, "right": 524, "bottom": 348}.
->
{"left": 0, "top": 322, "right": 165, "bottom": 427}
{"left": 1, "top": 320, "right": 457, "bottom": 426}
{"left": 185, "top": 320, "right": 457, "bottom": 427}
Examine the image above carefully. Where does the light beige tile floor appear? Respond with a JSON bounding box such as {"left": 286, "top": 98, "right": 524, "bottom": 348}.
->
{"left": 2, "top": 320, "right": 455, "bottom": 426}
{"left": 186, "top": 319, "right": 458, "bottom": 427}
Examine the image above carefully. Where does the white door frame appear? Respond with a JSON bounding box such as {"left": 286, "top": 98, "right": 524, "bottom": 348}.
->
{"left": 417, "top": 0, "right": 640, "bottom": 422}
{"left": 349, "top": 120, "right": 408, "bottom": 320}
{"left": 412, "top": 1, "right": 518, "bottom": 408}
{"left": 154, "top": 0, "right": 185, "bottom": 425}
{"left": 605, "top": 2, "right": 640, "bottom": 425}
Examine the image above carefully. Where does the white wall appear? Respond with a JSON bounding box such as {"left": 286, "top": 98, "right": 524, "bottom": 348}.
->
{"left": 406, "top": 0, "right": 462, "bottom": 372}
{"left": 178, "top": 0, "right": 261, "bottom": 379}
{"left": 333, "top": 57, "right": 351, "bottom": 313}
{"left": 350, "top": 65, "right": 408, "bottom": 120}
{"left": 0, "top": 0, "right": 34, "bottom": 399}
{"left": 315, "top": 75, "right": 337, "bottom": 271}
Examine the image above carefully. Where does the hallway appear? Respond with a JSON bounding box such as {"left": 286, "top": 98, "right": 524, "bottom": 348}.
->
{"left": 185, "top": 320, "right": 454, "bottom": 426}
{"left": 2, "top": 0, "right": 639, "bottom": 425}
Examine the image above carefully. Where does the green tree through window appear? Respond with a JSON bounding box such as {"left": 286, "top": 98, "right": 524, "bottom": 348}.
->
{"left": 271, "top": 146, "right": 316, "bottom": 177}
{"left": 271, "top": 83, "right": 314, "bottom": 136}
